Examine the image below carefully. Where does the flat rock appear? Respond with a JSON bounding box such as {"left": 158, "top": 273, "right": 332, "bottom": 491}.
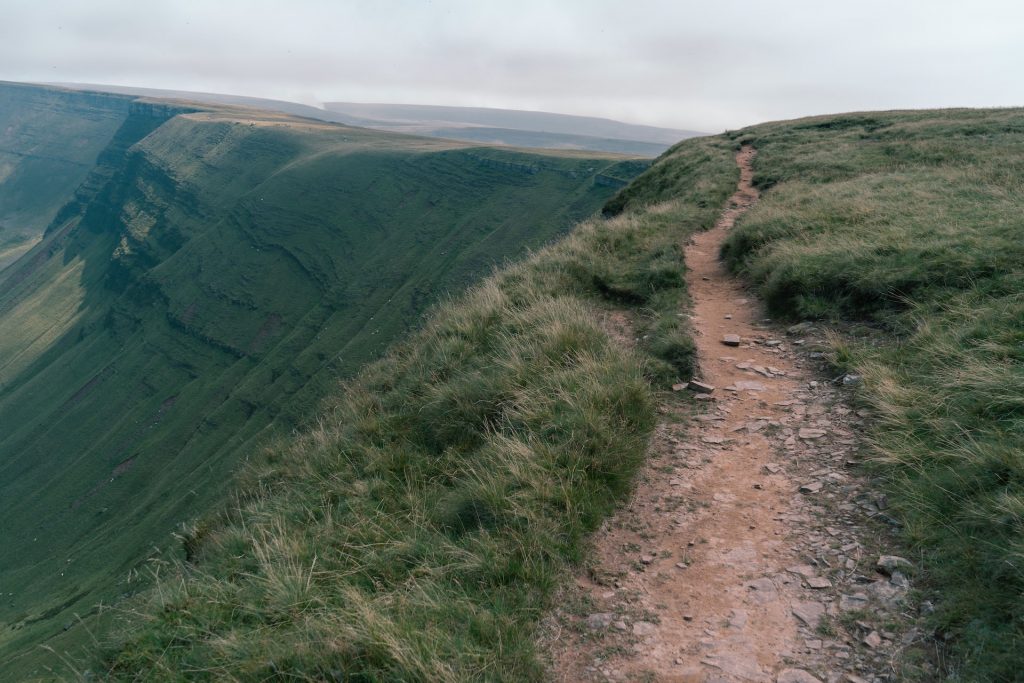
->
{"left": 763, "top": 463, "right": 783, "bottom": 474}
{"left": 722, "top": 334, "right": 742, "bottom": 346}
{"left": 745, "top": 577, "right": 778, "bottom": 604}
{"left": 632, "top": 620, "right": 656, "bottom": 636}
{"left": 688, "top": 380, "right": 716, "bottom": 393}
{"left": 786, "top": 565, "right": 818, "bottom": 578}
{"left": 798, "top": 428, "right": 827, "bottom": 440}
{"left": 792, "top": 601, "right": 825, "bottom": 627}
{"left": 867, "top": 579, "right": 906, "bottom": 607}
{"left": 806, "top": 576, "right": 832, "bottom": 589}
{"left": 777, "top": 670, "right": 822, "bottom": 683}
{"left": 799, "top": 481, "right": 823, "bottom": 494}
{"left": 735, "top": 380, "right": 768, "bottom": 392}
{"left": 701, "top": 653, "right": 771, "bottom": 682}
{"left": 586, "top": 612, "right": 614, "bottom": 630}
{"left": 876, "top": 555, "right": 912, "bottom": 575}
{"left": 746, "top": 577, "right": 776, "bottom": 592}
{"left": 727, "top": 608, "right": 749, "bottom": 629}
{"left": 787, "top": 322, "right": 815, "bottom": 335}
{"left": 864, "top": 630, "right": 882, "bottom": 648}
{"left": 839, "top": 592, "right": 869, "bottom": 611}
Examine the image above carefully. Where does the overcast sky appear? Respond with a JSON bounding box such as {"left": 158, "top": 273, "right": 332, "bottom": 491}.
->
{"left": 1, "top": 0, "right": 1022, "bottom": 131}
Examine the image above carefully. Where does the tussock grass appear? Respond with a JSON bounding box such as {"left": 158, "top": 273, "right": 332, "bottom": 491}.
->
{"left": 95, "top": 137, "right": 737, "bottom": 680}
{"left": 723, "top": 109, "right": 1024, "bottom": 680}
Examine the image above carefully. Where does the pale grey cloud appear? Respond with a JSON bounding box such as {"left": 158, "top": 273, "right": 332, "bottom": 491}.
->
{"left": 0, "top": 0, "right": 1022, "bottom": 130}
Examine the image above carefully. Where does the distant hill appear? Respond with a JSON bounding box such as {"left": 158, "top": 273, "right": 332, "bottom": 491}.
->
{"left": 323, "top": 102, "right": 703, "bottom": 155}
{"left": 322, "top": 102, "right": 699, "bottom": 144}
{"left": 47, "top": 82, "right": 364, "bottom": 125}
{"left": 48, "top": 83, "right": 701, "bottom": 155}
{"left": 0, "top": 81, "right": 645, "bottom": 677}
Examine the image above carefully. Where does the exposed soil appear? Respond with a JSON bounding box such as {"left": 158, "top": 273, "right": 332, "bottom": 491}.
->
{"left": 545, "top": 148, "right": 927, "bottom": 682}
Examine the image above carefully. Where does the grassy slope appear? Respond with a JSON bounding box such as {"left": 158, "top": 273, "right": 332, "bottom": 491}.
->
{"left": 720, "top": 109, "right": 1024, "bottom": 679}
{"left": 0, "top": 97, "right": 648, "bottom": 678}
{"left": 0, "top": 83, "right": 134, "bottom": 270}
{"left": 94, "top": 107, "right": 1024, "bottom": 681}
{"left": 93, "top": 136, "right": 738, "bottom": 680}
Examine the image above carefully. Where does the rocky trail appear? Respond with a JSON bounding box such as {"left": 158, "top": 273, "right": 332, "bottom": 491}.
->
{"left": 546, "top": 148, "right": 928, "bottom": 682}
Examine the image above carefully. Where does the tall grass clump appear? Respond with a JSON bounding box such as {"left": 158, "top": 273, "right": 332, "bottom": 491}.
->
{"left": 722, "top": 108, "right": 1024, "bottom": 679}
{"left": 95, "top": 136, "right": 737, "bottom": 680}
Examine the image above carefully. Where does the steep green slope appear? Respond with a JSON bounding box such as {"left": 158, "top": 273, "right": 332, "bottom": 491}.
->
{"left": 718, "top": 109, "right": 1024, "bottom": 679}
{"left": 0, "top": 87, "right": 645, "bottom": 678}
{"left": 0, "top": 82, "right": 135, "bottom": 270}
{"left": 94, "top": 133, "right": 737, "bottom": 681}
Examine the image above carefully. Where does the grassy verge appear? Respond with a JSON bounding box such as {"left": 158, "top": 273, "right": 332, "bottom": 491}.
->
{"left": 92, "top": 136, "right": 736, "bottom": 681}
{"left": 721, "top": 109, "right": 1024, "bottom": 680}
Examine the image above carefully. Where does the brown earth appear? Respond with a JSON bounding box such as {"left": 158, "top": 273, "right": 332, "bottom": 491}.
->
{"left": 545, "top": 148, "right": 927, "bottom": 682}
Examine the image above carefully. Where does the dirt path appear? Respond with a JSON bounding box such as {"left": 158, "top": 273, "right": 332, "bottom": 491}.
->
{"left": 546, "top": 148, "right": 920, "bottom": 682}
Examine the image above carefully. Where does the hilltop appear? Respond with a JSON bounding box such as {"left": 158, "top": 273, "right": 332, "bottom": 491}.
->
{"left": 48, "top": 83, "right": 699, "bottom": 156}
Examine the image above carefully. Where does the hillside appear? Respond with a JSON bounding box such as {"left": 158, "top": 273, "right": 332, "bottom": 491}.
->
{"left": 90, "top": 129, "right": 737, "bottom": 681}
{"left": 93, "top": 106, "right": 1024, "bottom": 681}
{"left": 0, "top": 84, "right": 645, "bottom": 678}
{"left": 0, "top": 83, "right": 137, "bottom": 270}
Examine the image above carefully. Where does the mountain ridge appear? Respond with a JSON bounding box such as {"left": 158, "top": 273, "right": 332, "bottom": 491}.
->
{"left": 45, "top": 82, "right": 700, "bottom": 155}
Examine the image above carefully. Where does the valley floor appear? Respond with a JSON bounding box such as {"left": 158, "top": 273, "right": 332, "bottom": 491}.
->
{"left": 546, "top": 149, "right": 929, "bottom": 682}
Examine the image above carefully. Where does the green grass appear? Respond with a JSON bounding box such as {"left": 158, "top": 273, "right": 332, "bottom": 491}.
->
{"left": 721, "top": 108, "right": 1024, "bottom": 680}
{"left": 88, "top": 135, "right": 737, "bottom": 680}
{"left": 0, "top": 87, "right": 654, "bottom": 678}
